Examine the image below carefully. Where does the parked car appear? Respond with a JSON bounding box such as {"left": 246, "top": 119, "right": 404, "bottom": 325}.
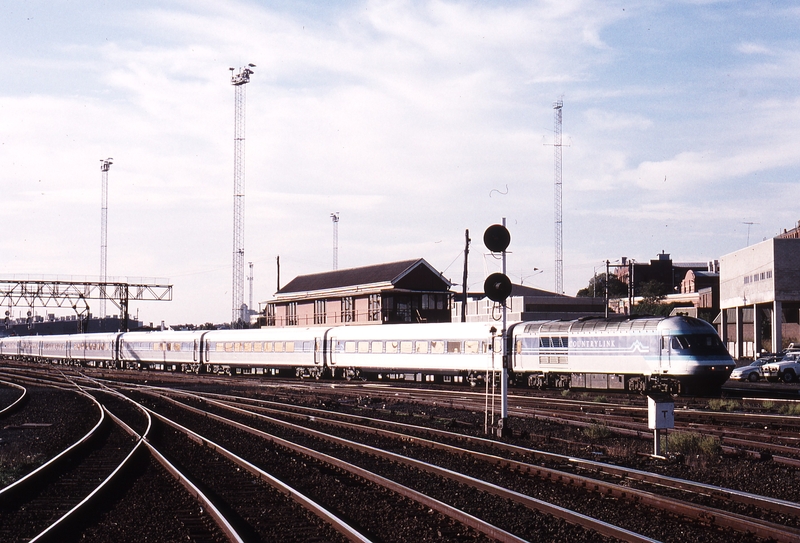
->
{"left": 730, "top": 358, "right": 771, "bottom": 382}
{"left": 762, "top": 353, "right": 800, "bottom": 383}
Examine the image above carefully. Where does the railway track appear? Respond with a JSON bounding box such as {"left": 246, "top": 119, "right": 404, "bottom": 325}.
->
{"left": 148, "top": 386, "right": 800, "bottom": 543}
{"left": 2, "top": 366, "right": 800, "bottom": 542}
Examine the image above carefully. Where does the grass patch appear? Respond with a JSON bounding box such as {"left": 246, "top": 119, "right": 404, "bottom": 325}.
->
{"left": 583, "top": 423, "right": 613, "bottom": 440}
{"left": 707, "top": 398, "right": 739, "bottom": 412}
{"left": 778, "top": 403, "right": 800, "bottom": 416}
{"left": 662, "top": 431, "right": 721, "bottom": 457}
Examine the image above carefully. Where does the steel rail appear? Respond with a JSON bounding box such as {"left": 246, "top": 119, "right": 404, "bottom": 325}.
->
{"left": 29, "top": 409, "right": 145, "bottom": 541}
{"left": 78, "top": 379, "right": 246, "bottom": 543}
{"left": 193, "top": 392, "right": 800, "bottom": 543}
{"left": 197, "top": 390, "right": 800, "bottom": 520}
{"left": 154, "top": 390, "right": 660, "bottom": 543}
{"left": 0, "top": 379, "right": 26, "bottom": 415}
{"left": 141, "top": 404, "right": 375, "bottom": 543}
{"left": 0, "top": 387, "right": 105, "bottom": 497}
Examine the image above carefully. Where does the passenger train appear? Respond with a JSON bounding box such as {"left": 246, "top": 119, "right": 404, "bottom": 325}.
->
{"left": 0, "top": 315, "right": 734, "bottom": 395}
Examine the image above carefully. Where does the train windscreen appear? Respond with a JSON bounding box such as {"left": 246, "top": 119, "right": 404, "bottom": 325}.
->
{"left": 669, "top": 334, "right": 728, "bottom": 356}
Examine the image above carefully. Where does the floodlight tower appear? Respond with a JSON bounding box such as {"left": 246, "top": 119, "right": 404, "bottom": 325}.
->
{"left": 230, "top": 63, "right": 255, "bottom": 327}
{"left": 553, "top": 99, "right": 564, "bottom": 294}
{"left": 99, "top": 158, "right": 113, "bottom": 318}
{"left": 331, "top": 212, "right": 340, "bottom": 270}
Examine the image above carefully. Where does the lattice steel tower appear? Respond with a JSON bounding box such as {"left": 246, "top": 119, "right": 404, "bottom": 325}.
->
{"left": 230, "top": 64, "right": 255, "bottom": 327}
{"left": 552, "top": 99, "right": 564, "bottom": 294}
{"left": 331, "top": 212, "right": 339, "bottom": 270}
{"left": 99, "top": 158, "right": 113, "bottom": 318}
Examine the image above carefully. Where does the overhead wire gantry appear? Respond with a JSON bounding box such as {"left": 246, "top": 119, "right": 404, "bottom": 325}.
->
{"left": 0, "top": 278, "right": 172, "bottom": 332}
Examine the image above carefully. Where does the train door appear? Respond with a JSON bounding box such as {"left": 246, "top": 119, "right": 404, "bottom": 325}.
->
{"left": 659, "top": 335, "right": 672, "bottom": 372}
{"left": 193, "top": 339, "right": 199, "bottom": 362}
{"left": 314, "top": 337, "right": 321, "bottom": 365}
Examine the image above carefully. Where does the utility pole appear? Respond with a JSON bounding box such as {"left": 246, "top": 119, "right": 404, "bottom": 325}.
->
{"left": 248, "top": 261, "right": 254, "bottom": 325}
{"left": 99, "top": 158, "right": 113, "bottom": 318}
{"left": 230, "top": 63, "right": 255, "bottom": 327}
{"left": 461, "top": 229, "right": 470, "bottom": 323}
{"left": 331, "top": 212, "right": 340, "bottom": 270}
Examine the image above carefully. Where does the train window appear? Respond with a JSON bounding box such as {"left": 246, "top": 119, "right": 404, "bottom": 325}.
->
{"left": 465, "top": 340, "right": 479, "bottom": 354}
{"left": 431, "top": 341, "right": 444, "bottom": 354}
{"left": 387, "top": 341, "right": 399, "bottom": 353}
{"left": 264, "top": 342, "right": 273, "bottom": 352}
{"left": 446, "top": 341, "right": 461, "bottom": 353}
{"left": 286, "top": 342, "right": 295, "bottom": 353}
{"left": 233, "top": 342, "right": 241, "bottom": 352}
{"left": 400, "top": 341, "right": 413, "bottom": 354}
{"left": 225, "top": 342, "right": 234, "bottom": 352}
{"left": 344, "top": 341, "right": 356, "bottom": 353}
{"left": 254, "top": 342, "right": 263, "bottom": 352}
{"left": 358, "top": 341, "right": 370, "bottom": 353}
{"left": 415, "top": 341, "right": 428, "bottom": 354}
{"left": 275, "top": 342, "right": 285, "bottom": 353}
{"left": 244, "top": 342, "right": 252, "bottom": 352}
{"left": 371, "top": 341, "right": 383, "bottom": 353}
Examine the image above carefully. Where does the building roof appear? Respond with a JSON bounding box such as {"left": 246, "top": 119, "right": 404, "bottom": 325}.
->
{"left": 276, "top": 258, "right": 451, "bottom": 296}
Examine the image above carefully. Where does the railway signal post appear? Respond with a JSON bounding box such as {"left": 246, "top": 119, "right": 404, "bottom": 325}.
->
{"left": 483, "top": 220, "right": 512, "bottom": 436}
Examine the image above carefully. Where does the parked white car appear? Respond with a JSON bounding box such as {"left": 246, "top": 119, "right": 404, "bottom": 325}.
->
{"left": 730, "top": 358, "right": 771, "bottom": 382}
{"left": 762, "top": 353, "right": 800, "bottom": 383}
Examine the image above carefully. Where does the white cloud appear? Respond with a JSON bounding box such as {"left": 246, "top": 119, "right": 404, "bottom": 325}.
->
{"left": 2, "top": 0, "right": 800, "bottom": 323}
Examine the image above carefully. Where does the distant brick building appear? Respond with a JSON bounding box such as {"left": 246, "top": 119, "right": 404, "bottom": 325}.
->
{"left": 263, "top": 259, "right": 452, "bottom": 327}
{"left": 614, "top": 252, "right": 717, "bottom": 295}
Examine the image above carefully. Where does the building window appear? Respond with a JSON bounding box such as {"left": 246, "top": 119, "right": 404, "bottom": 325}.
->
{"left": 314, "top": 300, "right": 327, "bottom": 324}
{"left": 266, "top": 303, "right": 276, "bottom": 326}
{"left": 342, "top": 296, "right": 355, "bottom": 323}
{"left": 368, "top": 294, "right": 381, "bottom": 321}
{"left": 287, "top": 302, "right": 298, "bottom": 326}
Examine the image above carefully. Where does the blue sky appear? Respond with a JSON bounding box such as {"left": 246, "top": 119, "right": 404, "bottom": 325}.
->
{"left": 2, "top": 0, "right": 799, "bottom": 325}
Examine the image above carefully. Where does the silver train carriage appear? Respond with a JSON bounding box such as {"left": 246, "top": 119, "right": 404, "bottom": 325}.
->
{"left": 0, "top": 315, "right": 733, "bottom": 394}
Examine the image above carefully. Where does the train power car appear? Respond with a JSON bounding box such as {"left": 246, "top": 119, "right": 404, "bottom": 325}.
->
{"left": 510, "top": 315, "right": 734, "bottom": 394}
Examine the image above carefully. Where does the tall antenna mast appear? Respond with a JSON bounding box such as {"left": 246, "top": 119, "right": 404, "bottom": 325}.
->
{"left": 553, "top": 99, "right": 564, "bottom": 294}
{"left": 230, "top": 63, "right": 255, "bottom": 327}
{"left": 331, "top": 212, "right": 340, "bottom": 270}
{"left": 99, "top": 157, "right": 113, "bottom": 318}
{"left": 248, "top": 261, "right": 254, "bottom": 322}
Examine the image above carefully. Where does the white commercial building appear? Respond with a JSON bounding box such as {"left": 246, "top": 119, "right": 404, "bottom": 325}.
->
{"left": 719, "top": 238, "right": 800, "bottom": 358}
